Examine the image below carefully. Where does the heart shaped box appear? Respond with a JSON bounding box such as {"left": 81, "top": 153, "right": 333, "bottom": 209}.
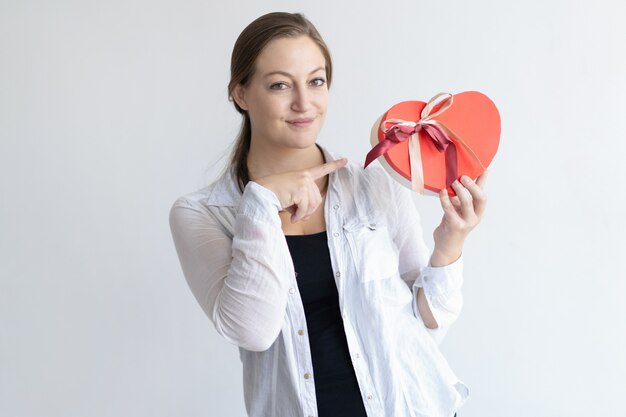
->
{"left": 368, "top": 91, "right": 501, "bottom": 196}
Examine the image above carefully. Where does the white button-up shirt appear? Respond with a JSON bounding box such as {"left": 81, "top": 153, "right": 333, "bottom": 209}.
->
{"left": 169, "top": 147, "right": 469, "bottom": 417}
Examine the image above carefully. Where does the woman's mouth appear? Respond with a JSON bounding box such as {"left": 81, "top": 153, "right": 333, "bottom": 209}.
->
{"left": 287, "top": 118, "right": 315, "bottom": 128}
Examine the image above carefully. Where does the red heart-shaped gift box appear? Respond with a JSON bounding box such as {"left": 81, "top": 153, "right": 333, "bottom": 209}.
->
{"left": 367, "top": 91, "right": 501, "bottom": 195}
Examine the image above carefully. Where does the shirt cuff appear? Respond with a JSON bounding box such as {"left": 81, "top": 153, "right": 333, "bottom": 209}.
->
{"left": 237, "top": 181, "right": 282, "bottom": 225}
{"left": 412, "top": 254, "right": 464, "bottom": 294}
{"left": 411, "top": 254, "right": 464, "bottom": 331}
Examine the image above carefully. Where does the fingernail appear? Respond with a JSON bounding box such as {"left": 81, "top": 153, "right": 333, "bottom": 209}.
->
{"left": 461, "top": 175, "right": 470, "bottom": 183}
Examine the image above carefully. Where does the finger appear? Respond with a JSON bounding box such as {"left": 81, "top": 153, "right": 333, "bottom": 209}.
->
{"left": 461, "top": 175, "right": 487, "bottom": 217}
{"left": 460, "top": 175, "right": 486, "bottom": 201}
{"left": 476, "top": 170, "right": 488, "bottom": 189}
{"left": 310, "top": 181, "right": 323, "bottom": 207}
{"left": 291, "top": 195, "right": 309, "bottom": 223}
{"left": 303, "top": 184, "right": 322, "bottom": 219}
{"left": 450, "top": 180, "right": 473, "bottom": 217}
{"left": 450, "top": 196, "right": 462, "bottom": 212}
{"left": 439, "top": 188, "right": 459, "bottom": 218}
{"left": 308, "top": 158, "right": 348, "bottom": 180}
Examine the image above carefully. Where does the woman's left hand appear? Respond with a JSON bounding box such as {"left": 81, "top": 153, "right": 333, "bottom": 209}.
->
{"left": 431, "top": 172, "right": 488, "bottom": 267}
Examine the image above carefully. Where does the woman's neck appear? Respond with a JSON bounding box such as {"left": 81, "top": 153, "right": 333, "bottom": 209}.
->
{"left": 247, "top": 142, "right": 326, "bottom": 180}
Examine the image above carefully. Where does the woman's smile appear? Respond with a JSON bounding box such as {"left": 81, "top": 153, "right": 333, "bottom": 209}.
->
{"left": 286, "top": 117, "right": 315, "bottom": 128}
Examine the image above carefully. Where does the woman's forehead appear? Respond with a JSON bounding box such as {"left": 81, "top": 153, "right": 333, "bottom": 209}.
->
{"left": 255, "top": 36, "right": 326, "bottom": 75}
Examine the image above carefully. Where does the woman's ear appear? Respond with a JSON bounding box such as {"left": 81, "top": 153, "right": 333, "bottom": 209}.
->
{"left": 232, "top": 84, "right": 248, "bottom": 111}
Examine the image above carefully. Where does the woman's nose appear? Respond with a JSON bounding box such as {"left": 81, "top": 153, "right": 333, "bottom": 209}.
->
{"left": 290, "top": 86, "right": 311, "bottom": 112}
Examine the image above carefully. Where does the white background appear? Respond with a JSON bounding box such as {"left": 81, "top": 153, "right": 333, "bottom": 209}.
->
{"left": 1, "top": 1, "right": 625, "bottom": 416}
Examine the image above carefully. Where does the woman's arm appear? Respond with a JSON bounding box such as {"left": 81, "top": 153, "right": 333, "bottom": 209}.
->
{"left": 169, "top": 159, "right": 348, "bottom": 352}
{"left": 169, "top": 182, "right": 292, "bottom": 352}
{"left": 394, "top": 172, "right": 487, "bottom": 338}
{"left": 387, "top": 173, "right": 470, "bottom": 342}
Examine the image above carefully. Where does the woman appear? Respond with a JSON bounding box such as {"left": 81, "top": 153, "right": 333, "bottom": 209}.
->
{"left": 169, "top": 12, "right": 486, "bottom": 417}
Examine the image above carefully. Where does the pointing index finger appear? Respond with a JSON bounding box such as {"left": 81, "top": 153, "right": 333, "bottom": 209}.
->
{"left": 309, "top": 158, "right": 348, "bottom": 180}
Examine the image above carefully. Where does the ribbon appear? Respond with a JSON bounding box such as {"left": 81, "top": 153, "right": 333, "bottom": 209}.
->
{"left": 364, "top": 93, "right": 484, "bottom": 193}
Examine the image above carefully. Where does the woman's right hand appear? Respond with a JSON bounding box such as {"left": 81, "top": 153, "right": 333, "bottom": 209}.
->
{"left": 254, "top": 158, "right": 348, "bottom": 223}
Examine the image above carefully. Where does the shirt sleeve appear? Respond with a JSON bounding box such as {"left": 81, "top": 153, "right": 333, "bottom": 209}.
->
{"left": 169, "top": 182, "right": 293, "bottom": 352}
{"left": 387, "top": 176, "right": 464, "bottom": 344}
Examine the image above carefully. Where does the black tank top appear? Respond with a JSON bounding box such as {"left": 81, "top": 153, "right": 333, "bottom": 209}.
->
{"left": 285, "top": 231, "right": 368, "bottom": 417}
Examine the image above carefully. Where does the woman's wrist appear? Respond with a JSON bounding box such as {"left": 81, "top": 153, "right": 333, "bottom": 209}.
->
{"left": 430, "top": 240, "right": 463, "bottom": 267}
{"left": 430, "top": 250, "right": 461, "bottom": 267}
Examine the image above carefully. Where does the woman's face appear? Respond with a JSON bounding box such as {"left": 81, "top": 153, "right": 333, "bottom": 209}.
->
{"left": 233, "top": 36, "right": 328, "bottom": 152}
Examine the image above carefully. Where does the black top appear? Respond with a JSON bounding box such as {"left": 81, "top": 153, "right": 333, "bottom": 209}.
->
{"left": 285, "top": 231, "right": 367, "bottom": 417}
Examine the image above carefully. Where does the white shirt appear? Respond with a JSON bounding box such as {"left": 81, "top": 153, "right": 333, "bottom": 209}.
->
{"left": 169, "top": 147, "right": 469, "bottom": 417}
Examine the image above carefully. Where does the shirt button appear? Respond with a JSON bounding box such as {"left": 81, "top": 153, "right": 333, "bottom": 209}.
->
{"left": 288, "top": 288, "right": 295, "bottom": 295}
{"left": 333, "top": 204, "right": 339, "bottom": 210}
{"left": 335, "top": 272, "right": 341, "bottom": 278}
{"left": 355, "top": 353, "right": 360, "bottom": 359}
{"left": 304, "top": 373, "right": 311, "bottom": 379}
{"left": 297, "top": 329, "right": 304, "bottom": 336}
{"left": 367, "top": 394, "right": 373, "bottom": 400}
{"left": 333, "top": 232, "right": 339, "bottom": 237}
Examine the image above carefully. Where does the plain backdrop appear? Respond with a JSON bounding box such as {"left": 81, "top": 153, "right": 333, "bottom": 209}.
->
{"left": 1, "top": 1, "right": 625, "bottom": 416}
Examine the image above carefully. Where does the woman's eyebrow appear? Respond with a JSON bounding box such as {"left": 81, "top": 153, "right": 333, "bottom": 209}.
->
{"left": 263, "top": 67, "right": 325, "bottom": 78}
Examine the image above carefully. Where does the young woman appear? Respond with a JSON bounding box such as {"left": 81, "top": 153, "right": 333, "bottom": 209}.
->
{"left": 170, "top": 12, "right": 486, "bottom": 417}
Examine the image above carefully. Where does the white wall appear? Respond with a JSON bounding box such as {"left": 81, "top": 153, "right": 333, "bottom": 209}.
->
{"left": 1, "top": 1, "right": 624, "bottom": 416}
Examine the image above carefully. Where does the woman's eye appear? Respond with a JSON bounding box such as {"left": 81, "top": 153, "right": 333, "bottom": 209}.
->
{"left": 310, "top": 78, "right": 326, "bottom": 87}
{"left": 270, "top": 82, "right": 288, "bottom": 90}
